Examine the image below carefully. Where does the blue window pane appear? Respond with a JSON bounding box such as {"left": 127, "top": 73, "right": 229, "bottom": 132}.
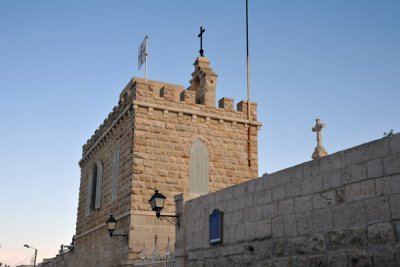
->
{"left": 209, "top": 209, "right": 223, "bottom": 244}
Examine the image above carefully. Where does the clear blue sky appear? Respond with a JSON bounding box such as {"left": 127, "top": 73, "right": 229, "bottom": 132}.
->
{"left": 0, "top": 0, "right": 399, "bottom": 265}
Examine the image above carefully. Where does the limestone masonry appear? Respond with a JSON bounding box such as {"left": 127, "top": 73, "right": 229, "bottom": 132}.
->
{"left": 174, "top": 133, "right": 400, "bottom": 266}
{"left": 45, "top": 57, "right": 261, "bottom": 267}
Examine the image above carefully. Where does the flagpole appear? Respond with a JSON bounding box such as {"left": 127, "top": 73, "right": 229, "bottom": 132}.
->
{"left": 246, "top": 0, "right": 251, "bottom": 121}
{"left": 246, "top": 0, "right": 252, "bottom": 167}
{"left": 145, "top": 35, "right": 148, "bottom": 82}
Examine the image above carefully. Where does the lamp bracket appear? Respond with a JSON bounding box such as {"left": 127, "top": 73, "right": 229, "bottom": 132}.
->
{"left": 158, "top": 214, "right": 180, "bottom": 228}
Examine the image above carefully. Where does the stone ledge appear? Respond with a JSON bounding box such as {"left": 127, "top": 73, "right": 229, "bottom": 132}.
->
{"left": 133, "top": 100, "right": 262, "bottom": 127}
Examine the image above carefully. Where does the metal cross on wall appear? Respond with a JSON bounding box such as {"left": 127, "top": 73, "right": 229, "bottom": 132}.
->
{"left": 198, "top": 26, "right": 205, "bottom": 57}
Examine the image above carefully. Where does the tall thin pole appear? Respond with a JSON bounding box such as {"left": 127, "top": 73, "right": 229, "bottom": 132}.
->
{"left": 33, "top": 248, "right": 37, "bottom": 267}
{"left": 145, "top": 36, "right": 148, "bottom": 82}
{"left": 246, "top": 0, "right": 252, "bottom": 167}
{"left": 246, "top": 0, "right": 251, "bottom": 121}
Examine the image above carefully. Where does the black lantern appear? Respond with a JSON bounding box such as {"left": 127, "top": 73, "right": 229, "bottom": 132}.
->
{"left": 148, "top": 190, "right": 180, "bottom": 227}
{"left": 105, "top": 215, "right": 128, "bottom": 241}
{"left": 148, "top": 190, "right": 166, "bottom": 217}
{"left": 106, "top": 215, "right": 117, "bottom": 236}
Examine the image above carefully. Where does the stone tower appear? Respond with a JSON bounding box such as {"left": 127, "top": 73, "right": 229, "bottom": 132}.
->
{"left": 72, "top": 57, "right": 262, "bottom": 266}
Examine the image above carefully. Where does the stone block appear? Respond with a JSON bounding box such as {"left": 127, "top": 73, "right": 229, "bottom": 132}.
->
{"left": 272, "top": 256, "right": 291, "bottom": 267}
{"left": 271, "top": 216, "right": 284, "bottom": 238}
{"left": 238, "top": 195, "right": 253, "bottom": 209}
{"left": 390, "top": 194, "right": 400, "bottom": 219}
{"left": 192, "top": 231, "right": 203, "bottom": 249}
{"left": 322, "top": 170, "right": 342, "bottom": 190}
{"left": 341, "top": 164, "right": 367, "bottom": 184}
{"left": 254, "top": 189, "right": 272, "bottom": 206}
{"left": 308, "top": 254, "right": 328, "bottom": 267}
{"left": 271, "top": 185, "right": 286, "bottom": 201}
{"left": 327, "top": 228, "right": 367, "bottom": 249}
{"left": 333, "top": 201, "right": 366, "bottom": 229}
{"left": 366, "top": 159, "right": 384, "bottom": 178}
{"left": 256, "top": 219, "right": 272, "bottom": 239}
{"left": 313, "top": 191, "right": 336, "bottom": 209}
{"left": 309, "top": 233, "right": 326, "bottom": 254}
{"left": 303, "top": 162, "right": 321, "bottom": 178}
{"left": 301, "top": 175, "right": 322, "bottom": 195}
{"left": 375, "top": 175, "right": 400, "bottom": 196}
{"left": 263, "top": 203, "right": 277, "bottom": 218}
{"left": 335, "top": 188, "right": 346, "bottom": 204}
{"left": 313, "top": 208, "right": 333, "bottom": 232}
{"left": 235, "top": 223, "right": 245, "bottom": 242}
{"left": 264, "top": 171, "right": 291, "bottom": 188}
{"left": 389, "top": 134, "right": 400, "bottom": 154}
{"left": 395, "top": 244, "right": 400, "bottom": 265}
{"left": 328, "top": 250, "right": 348, "bottom": 267}
{"left": 223, "top": 224, "right": 235, "bottom": 244}
{"left": 348, "top": 249, "right": 371, "bottom": 267}
{"left": 295, "top": 195, "right": 313, "bottom": 213}
{"left": 218, "top": 97, "right": 234, "bottom": 111}
{"left": 296, "top": 212, "right": 313, "bottom": 235}
{"left": 365, "top": 197, "right": 391, "bottom": 224}
{"left": 286, "top": 181, "right": 301, "bottom": 198}
{"left": 319, "top": 156, "right": 333, "bottom": 173}
{"left": 245, "top": 222, "right": 256, "bottom": 241}
{"left": 367, "top": 223, "right": 396, "bottom": 244}
{"left": 277, "top": 199, "right": 294, "bottom": 216}
{"left": 291, "top": 256, "right": 309, "bottom": 267}
{"left": 287, "top": 237, "right": 309, "bottom": 255}
{"left": 394, "top": 221, "right": 400, "bottom": 241}
{"left": 272, "top": 238, "right": 286, "bottom": 257}
{"left": 329, "top": 153, "right": 346, "bottom": 171}
{"left": 383, "top": 154, "right": 400, "bottom": 175}
{"left": 243, "top": 206, "right": 258, "bottom": 222}
{"left": 372, "top": 246, "right": 396, "bottom": 267}
{"left": 345, "top": 180, "right": 375, "bottom": 202}
{"left": 284, "top": 214, "right": 297, "bottom": 237}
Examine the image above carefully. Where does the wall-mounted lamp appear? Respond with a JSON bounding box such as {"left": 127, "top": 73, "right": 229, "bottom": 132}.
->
{"left": 106, "top": 215, "right": 128, "bottom": 242}
{"left": 24, "top": 244, "right": 37, "bottom": 267}
{"left": 148, "top": 190, "right": 180, "bottom": 228}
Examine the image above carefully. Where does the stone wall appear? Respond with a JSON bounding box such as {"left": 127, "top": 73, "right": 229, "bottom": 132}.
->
{"left": 128, "top": 57, "right": 261, "bottom": 258}
{"left": 175, "top": 133, "right": 400, "bottom": 266}
{"left": 67, "top": 56, "right": 261, "bottom": 266}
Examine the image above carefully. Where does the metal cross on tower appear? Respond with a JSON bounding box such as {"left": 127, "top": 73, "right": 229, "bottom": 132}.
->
{"left": 198, "top": 26, "right": 205, "bottom": 57}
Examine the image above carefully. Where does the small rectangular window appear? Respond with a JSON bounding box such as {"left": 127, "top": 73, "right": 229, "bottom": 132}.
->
{"left": 209, "top": 209, "right": 223, "bottom": 245}
{"left": 111, "top": 147, "right": 120, "bottom": 201}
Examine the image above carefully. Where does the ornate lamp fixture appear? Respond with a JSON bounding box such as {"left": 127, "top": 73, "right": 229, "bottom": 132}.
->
{"left": 148, "top": 190, "right": 180, "bottom": 227}
{"left": 106, "top": 215, "right": 128, "bottom": 242}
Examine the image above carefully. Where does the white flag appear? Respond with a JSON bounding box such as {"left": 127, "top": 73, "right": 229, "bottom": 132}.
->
{"left": 138, "top": 35, "right": 148, "bottom": 70}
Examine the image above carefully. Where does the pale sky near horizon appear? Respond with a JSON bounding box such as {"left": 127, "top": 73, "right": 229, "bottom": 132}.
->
{"left": 0, "top": 0, "right": 399, "bottom": 265}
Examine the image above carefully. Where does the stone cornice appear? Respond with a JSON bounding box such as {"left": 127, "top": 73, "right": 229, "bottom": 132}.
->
{"left": 75, "top": 210, "right": 177, "bottom": 239}
{"left": 133, "top": 100, "right": 262, "bottom": 127}
{"left": 75, "top": 211, "right": 130, "bottom": 239}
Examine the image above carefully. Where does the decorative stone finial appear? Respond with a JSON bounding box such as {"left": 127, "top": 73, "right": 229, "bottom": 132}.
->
{"left": 188, "top": 57, "right": 217, "bottom": 107}
{"left": 312, "top": 118, "right": 328, "bottom": 160}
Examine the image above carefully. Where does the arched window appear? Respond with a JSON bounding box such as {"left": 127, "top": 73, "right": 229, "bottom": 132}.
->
{"left": 111, "top": 146, "right": 120, "bottom": 201}
{"left": 85, "top": 174, "right": 92, "bottom": 216}
{"left": 87, "top": 160, "right": 103, "bottom": 211}
{"left": 189, "top": 140, "right": 209, "bottom": 194}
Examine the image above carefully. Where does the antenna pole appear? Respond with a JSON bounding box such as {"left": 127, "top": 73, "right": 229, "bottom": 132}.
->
{"left": 145, "top": 36, "right": 148, "bottom": 82}
{"left": 246, "top": 0, "right": 252, "bottom": 167}
{"left": 246, "top": 0, "right": 251, "bottom": 121}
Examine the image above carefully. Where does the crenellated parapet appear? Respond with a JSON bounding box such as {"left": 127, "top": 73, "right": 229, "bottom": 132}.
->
{"left": 132, "top": 57, "right": 259, "bottom": 121}
{"left": 80, "top": 57, "right": 260, "bottom": 164}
